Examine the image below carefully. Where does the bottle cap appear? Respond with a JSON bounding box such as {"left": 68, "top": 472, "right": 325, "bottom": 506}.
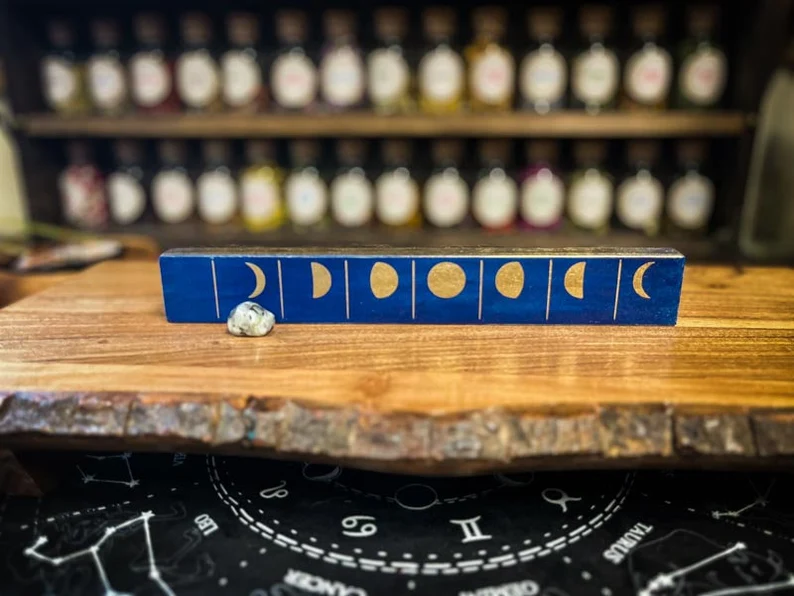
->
{"left": 246, "top": 140, "right": 276, "bottom": 164}
{"left": 677, "top": 140, "right": 708, "bottom": 165}
{"left": 528, "top": 7, "right": 563, "bottom": 41}
{"left": 478, "top": 139, "right": 511, "bottom": 166}
{"left": 579, "top": 5, "right": 613, "bottom": 39}
{"left": 47, "top": 20, "right": 75, "bottom": 49}
{"left": 374, "top": 7, "right": 408, "bottom": 42}
{"left": 472, "top": 6, "right": 507, "bottom": 41}
{"left": 227, "top": 13, "right": 260, "bottom": 46}
{"left": 431, "top": 139, "right": 464, "bottom": 165}
{"left": 626, "top": 140, "right": 660, "bottom": 166}
{"left": 275, "top": 10, "right": 309, "bottom": 44}
{"left": 158, "top": 140, "right": 188, "bottom": 165}
{"left": 336, "top": 139, "right": 367, "bottom": 166}
{"left": 423, "top": 7, "right": 457, "bottom": 42}
{"left": 65, "top": 140, "right": 92, "bottom": 165}
{"left": 289, "top": 140, "right": 320, "bottom": 167}
{"left": 324, "top": 9, "right": 356, "bottom": 41}
{"left": 180, "top": 13, "right": 213, "bottom": 45}
{"left": 573, "top": 140, "right": 607, "bottom": 166}
{"left": 113, "top": 140, "right": 143, "bottom": 165}
{"left": 686, "top": 4, "right": 720, "bottom": 37}
{"left": 91, "top": 19, "right": 121, "bottom": 49}
{"left": 134, "top": 13, "right": 167, "bottom": 45}
{"left": 202, "top": 140, "right": 231, "bottom": 165}
{"left": 381, "top": 139, "right": 413, "bottom": 166}
{"left": 631, "top": 4, "right": 666, "bottom": 39}
{"left": 525, "top": 140, "right": 559, "bottom": 164}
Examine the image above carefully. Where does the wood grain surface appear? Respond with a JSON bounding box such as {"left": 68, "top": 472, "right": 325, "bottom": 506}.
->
{"left": 0, "top": 261, "right": 793, "bottom": 474}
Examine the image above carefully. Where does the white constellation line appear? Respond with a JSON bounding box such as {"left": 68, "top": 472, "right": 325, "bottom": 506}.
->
{"left": 77, "top": 453, "right": 139, "bottom": 488}
{"left": 699, "top": 575, "right": 794, "bottom": 596}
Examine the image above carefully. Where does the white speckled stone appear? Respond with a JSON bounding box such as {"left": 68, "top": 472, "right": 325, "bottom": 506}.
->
{"left": 227, "top": 302, "right": 275, "bottom": 337}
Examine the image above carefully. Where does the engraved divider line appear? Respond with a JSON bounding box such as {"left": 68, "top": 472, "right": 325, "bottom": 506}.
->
{"left": 210, "top": 258, "right": 220, "bottom": 320}
{"left": 613, "top": 259, "right": 623, "bottom": 321}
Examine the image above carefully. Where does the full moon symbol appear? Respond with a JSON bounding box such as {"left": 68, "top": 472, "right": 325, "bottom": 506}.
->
{"left": 311, "top": 262, "right": 332, "bottom": 298}
{"left": 245, "top": 262, "right": 266, "bottom": 299}
{"left": 495, "top": 262, "right": 524, "bottom": 299}
{"left": 427, "top": 262, "right": 466, "bottom": 299}
{"left": 564, "top": 262, "right": 586, "bottom": 299}
{"left": 370, "top": 262, "right": 399, "bottom": 299}
{"left": 633, "top": 261, "right": 655, "bottom": 299}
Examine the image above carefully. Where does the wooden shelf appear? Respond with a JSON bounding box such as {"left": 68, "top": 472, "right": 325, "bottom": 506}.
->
{"left": 19, "top": 111, "right": 749, "bottom": 138}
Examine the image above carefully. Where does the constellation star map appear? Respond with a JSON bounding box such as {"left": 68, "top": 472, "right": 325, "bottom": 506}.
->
{"left": 2, "top": 452, "right": 794, "bottom": 596}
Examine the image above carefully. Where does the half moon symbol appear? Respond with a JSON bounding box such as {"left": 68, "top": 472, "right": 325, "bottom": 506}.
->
{"left": 632, "top": 261, "right": 654, "bottom": 299}
{"left": 245, "top": 262, "right": 266, "bottom": 299}
{"left": 495, "top": 262, "right": 524, "bottom": 299}
{"left": 311, "top": 262, "right": 332, "bottom": 298}
{"left": 564, "top": 262, "right": 586, "bottom": 299}
{"left": 370, "top": 262, "right": 399, "bottom": 299}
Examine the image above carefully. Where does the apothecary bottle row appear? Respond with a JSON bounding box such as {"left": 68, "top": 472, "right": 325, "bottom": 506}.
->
{"left": 59, "top": 137, "right": 718, "bottom": 238}
{"left": 40, "top": 4, "right": 729, "bottom": 117}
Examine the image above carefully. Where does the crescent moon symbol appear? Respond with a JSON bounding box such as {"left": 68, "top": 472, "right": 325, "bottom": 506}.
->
{"left": 633, "top": 261, "right": 655, "bottom": 300}
{"left": 564, "top": 262, "right": 586, "bottom": 299}
{"left": 245, "top": 262, "right": 266, "bottom": 299}
{"left": 311, "top": 262, "right": 333, "bottom": 299}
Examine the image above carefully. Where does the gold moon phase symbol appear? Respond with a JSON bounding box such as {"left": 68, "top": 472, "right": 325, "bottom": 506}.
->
{"left": 245, "top": 262, "right": 267, "bottom": 299}
{"left": 564, "top": 262, "right": 586, "bottom": 299}
{"left": 633, "top": 261, "right": 655, "bottom": 299}
{"left": 495, "top": 262, "right": 524, "bottom": 299}
{"left": 427, "top": 262, "right": 466, "bottom": 299}
{"left": 311, "top": 262, "right": 332, "bottom": 298}
{"left": 370, "top": 262, "right": 399, "bottom": 299}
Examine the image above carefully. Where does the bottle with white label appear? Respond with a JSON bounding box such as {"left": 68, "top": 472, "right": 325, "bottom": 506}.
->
{"left": 330, "top": 140, "right": 374, "bottom": 228}
{"left": 107, "top": 140, "right": 148, "bottom": 226}
{"left": 424, "top": 139, "right": 471, "bottom": 228}
{"left": 571, "top": 5, "right": 619, "bottom": 113}
{"left": 567, "top": 141, "right": 613, "bottom": 233}
{"left": 285, "top": 140, "right": 329, "bottom": 229}
{"left": 41, "top": 19, "right": 89, "bottom": 115}
{"left": 151, "top": 140, "right": 196, "bottom": 224}
{"left": 621, "top": 4, "right": 672, "bottom": 111}
{"left": 270, "top": 10, "right": 318, "bottom": 112}
{"left": 240, "top": 140, "right": 284, "bottom": 232}
{"left": 676, "top": 5, "right": 728, "bottom": 109}
{"left": 466, "top": 6, "right": 514, "bottom": 112}
{"left": 222, "top": 13, "right": 267, "bottom": 113}
{"left": 472, "top": 139, "right": 517, "bottom": 230}
{"left": 368, "top": 7, "right": 413, "bottom": 114}
{"left": 197, "top": 140, "right": 238, "bottom": 226}
{"left": 616, "top": 141, "right": 664, "bottom": 236}
{"left": 666, "top": 140, "right": 715, "bottom": 235}
{"left": 130, "top": 13, "right": 180, "bottom": 114}
{"left": 87, "top": 19, "right": 129, "bottom": 115}
{"left": 320, "top": 10, "right": 366, "bottom": 111}
{"left": 375, "top": 140, "right": 421, "bottom": 228}
{"left": 519, "top": 8, "right": 567, "bottom": 113}
{"left": 519, "top": 140, "right": 566, "bottom": 230}
{"left": 418, "top": 7, "right": 465, "bottom": 114}
{"left": 58, "top": 141, "right": 107, "bottom": 230}
{"left": 176, "top": 13, "right": 222, "bottom": 112}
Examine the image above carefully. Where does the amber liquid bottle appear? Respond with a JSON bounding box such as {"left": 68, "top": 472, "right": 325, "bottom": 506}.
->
{"left": 567, "top": 140, "right": 614, "bottom": 233}
{"left": 621, "top": 4, "right": 673, "bottom": 111}
{"left": 367, "top": 7, "right": 413, "bottom": 114}
{"left": 151, "top": 140, "right": 196, "bottom": 225}
{"left": 571, "top": 5, "right": 619, "bottom": 113}
{"left": 519, "top": 140, "right": 566, "bottom": 231}
{"left": 107, "top": 140, "right": 148, "bottom": 226}
{"left": 519, "top": 8, "right": 567, "bottom": 114}
{"left": 270, "top": 10, "right": 318, "bottom": 112}
{"left": 375, "top": 140, "right": 421, "bottom": 228}
{"left": 240, "top": 140, "right": 284, "bottom": 232}
{"left": 472, "top": 139, "right": 518, "bottom": 230}
{"left": 41, "top": 19, "right": 90, "bottom": 115}
{"left": 616, "top": 141, "right": 665, "bottom": 236}
{"left": 418, "top": 7, "right": 465, "bottom": 114}
{"left": 423, "top": 139, "right": 470, "bottom": 228}
{"left": 130, "top": 13, "right": 181, "bottom": 114}
{"left": 176, "top": 13, "right": 223, "bottom": 112}
{"left": 330, "top": 139, "right": 374, "bottom": 228}
{"left": 285, "top": 140, "right": 329, "bottom": 230}
{"left": 666, "top": 140, "right": 716, "bottom": 235}
{"left": 675, "top": 5, "right": 728, "bottom": 109}
{"left": 87, "top": 19, "right": 130, "bottom": 115}
{"left": 320, "top": 10, "right": 366, "bottom": 111}
{"left": 222, "top": 13, "right": 267, "bottom": 113}
{"left": 58, "top": 140, "right": 107, "bottom": 229}
{"left": 466, "top": 6, "right": 515, "bottom": 112}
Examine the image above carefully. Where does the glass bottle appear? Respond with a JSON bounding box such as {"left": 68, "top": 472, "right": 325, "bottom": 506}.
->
{"left": 330, "top": 139, "right": 374, "bottom": 228}
{"left": 571, "top": 5, "right": 619, "bottom": 114}
{"left": 240, "top": 140, "right": 284, "bottom": 232}
{"left": 423, "top": 139, "right": 470, "bottom": 228}
{"left": 41, "top": 19, "right": 89, "bottom": 115}
{"left": 107, "top": 140, "right": 148, "bottom": 226}
{"left": 270, "top": 10, "right": 318, "bottom": 112}
{"left": 472, "top": 139, "right": 518, "bottom": 230}
{"left": 418, "top": 7, "right": 465, "bottom": 114}
{"left": 616, "top": 141, "right": 665, "bottom": 236}
{"left": 320, "top": 10, "right": 366, "bottom": 111}
{"left": 151, "top": 140, "right": 196, "bottom": 225}
{"left": 367, "top": 7, "right": 413, "bottom": 114}
{"left": 130, "top": 13, "right": 180, "bottom": 114}
{"left": 176, "top": 13, "right": 222, "bottom": 112}
{"left": 621, "top": 4, "right": 673, "bottom": 111}
{"left": 87, "top": 18, "right": 130, "bottom": 115}
{"left": 676, "top": 5, "right": 728, "bottom": 109}
{"left": 58, "top": 140, "right": 107, "bottom": 230}
{"left": 519, "top": 140, "right": 566, "bottom": 230}
{"left": 567, "top": 140, "right": 613, "bottom": 233}
{"left": 222, "top": 13, "right": 267, "bottom": 113}
{"left": 375, "top": 140, "right": 421, "bottom": 228}
{"left": 285, "top": 140, "right": 329, "bottom": 229}
{"left": 666, "top": 140, "right": 716, "bottom": 235}
{"left": 466, "top": 6, "right": 515, "bottom": 112}
{"left": 197, "top": 141, "right": 238, "bottom": 226}
{"left": 519, "top": 7, "right": 567, "bottom": 114}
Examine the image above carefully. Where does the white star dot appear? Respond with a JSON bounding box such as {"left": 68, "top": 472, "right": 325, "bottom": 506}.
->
{"left": 218, "top": 578, "right": 228, "bottom": 587}
{"left": 403, "top": 553, "right": 412, "bottom": 560}
{"left": 240, "top": 561, "right": 248, "bottom": 568}
{"left": 428, "top": 553, "right": 438, "bottom": 560}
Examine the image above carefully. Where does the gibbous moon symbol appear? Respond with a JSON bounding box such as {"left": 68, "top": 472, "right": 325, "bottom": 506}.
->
{"left": 370, "top": 262, "right": 399, "bottom": 299}
{"left": 427, "top": 262, "right": 466, "bottom": 299}
{"left": 633, "top": 261, "right": 655, "bottom": 299}
{"left": 495, "top": 262, "right": 525, "bottom": 299}
{"left": 310, "top": 262, "right": 332, "bottom": 298}
{"left": 245, "top": 262, "right": 266, "bottom": 299}
{"left": 564, "top": 262, "right": 586, "bottom": 299}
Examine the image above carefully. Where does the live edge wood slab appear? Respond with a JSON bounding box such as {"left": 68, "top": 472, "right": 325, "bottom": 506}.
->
{"left": 0, "top": 261, "right": 792, "bottom": 475}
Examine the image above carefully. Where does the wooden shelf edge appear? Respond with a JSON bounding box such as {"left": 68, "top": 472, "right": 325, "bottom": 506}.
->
{"left": 19, "top": 112, "right": 749, "bottom": 138}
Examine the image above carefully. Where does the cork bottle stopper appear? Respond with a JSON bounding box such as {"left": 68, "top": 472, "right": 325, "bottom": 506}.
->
{"left": 275, "top": 10, "right": 309, "bottom": 44}
{"left": 374, "top": 7, "right": 408, "bottom": 42}
{"left": 381, "top": 140, "right": 412, "bottom": 166}
{"left": 687, "top": 4, "right": 720, "bottom": 37}
{"left": 91, "top": 19, "right": 121, "bottom": 49}
{"left": 48, "top": 20, "right": 75, "bottom": 49}
{"left": 478, "top": 139, "right": 511, "bottom": 165}
{"left": 574, "top": 140, "right": 607, "bottom": 166}
{"left": 472, "top": 6, "right": 507, "bottom": 41}
{"left": 627, "top": 140, "right": 660, "bottom": 166}
{"left": 134, "top": 13, "right": 167, "bottom": 45}
{"left": 202, "top": 140, "right": 231, "bottom": 166}
{"left": 180, "top": 13, "right": 213, "bottom": 45}
{"left": 324, "top": 10, "right": 356, "bottom": 41}
{"left": 423, "top": 7, "right": 457, "bottom": 42}
{"left": 525, "top": 140, "right": 559, "bottom": 164}
{"left": 336, "top": 139, "right": 367, "bottom": 166}
{"left": 579, "top": 5, "right": 614, "bottom": 39}
{"left": 631, "top": 4, "right": 666, "bottom": 39}
{"left": 677, "top": 140, "right": 708, "bottom": 165}
{"left": 289, "top": 140, "right": 320, "bottom": 167}
{"left": 528, "top": 8, "right": 563, "bottom": 42}
{"left": 113, "top": 140, "right": 143, "bottom": 165}
{"left": 431, "top": 139, "right": 464, "bottom": 165}
{"left": 246, "top": 140, "right": 276, "bottom": 164}
{"left": 66, "top": 140, "right": 92, "bottom": 165}
{"left": 227, "top": 13, "right": 260, "bottom": 46}
{"left": 158, "top": 140, "right": 187, "bottom": 166}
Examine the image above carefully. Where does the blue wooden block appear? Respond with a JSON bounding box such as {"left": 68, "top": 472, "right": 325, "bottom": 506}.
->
{"left": 159, "top": 247, "right": 685, "bottom": 326}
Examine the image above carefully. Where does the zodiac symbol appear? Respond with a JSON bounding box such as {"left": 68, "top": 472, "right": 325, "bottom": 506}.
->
{"left": 541, "top": 488, "right": 582, "bottom": 513}
{"left": 301, "top": 463, "right": 342, "bottom": 482}
{"left": 341, "top": 515, "right": 378, "bottom": 538}
{"left": 449, "top": 516, "right": 492, "bottom": 543}
{"left": 259, "top": 480, "right": 288, "bottom": 499}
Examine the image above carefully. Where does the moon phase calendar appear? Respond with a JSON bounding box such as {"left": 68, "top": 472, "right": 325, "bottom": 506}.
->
{"left": 159, "top": 247, "right": 685, "bottom": 325}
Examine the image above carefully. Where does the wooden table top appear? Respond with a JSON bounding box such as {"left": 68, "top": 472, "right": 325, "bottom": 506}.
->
{"left": 0, "top": 260, "right": 793, "bottom": 474}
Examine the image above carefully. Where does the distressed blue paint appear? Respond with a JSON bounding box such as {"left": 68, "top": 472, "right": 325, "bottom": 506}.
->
{"left": 159, "top": 248, "right": 685, "bottom": 325}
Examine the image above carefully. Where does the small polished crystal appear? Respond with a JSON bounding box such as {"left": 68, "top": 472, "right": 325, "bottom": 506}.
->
{"left": 227, "top": 301, "right": 275, "bottom": 337}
